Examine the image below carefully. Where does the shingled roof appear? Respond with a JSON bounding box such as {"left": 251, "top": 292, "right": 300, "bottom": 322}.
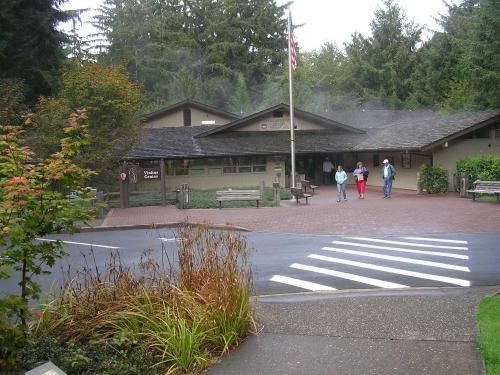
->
{"left": 125, "top": 126, "right": 362, "bottom": 160}
{"left": 352, "top": 110, "right": 500, "bottom": 151}
{"left": 125, "top": 106, "right": 500, "bottom": 160}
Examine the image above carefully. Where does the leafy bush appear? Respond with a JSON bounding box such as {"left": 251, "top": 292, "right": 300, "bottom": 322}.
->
{"left": 31, "top": 224, "right": 254, "bottom": 374}
{"left": 456, "top": 156, "right": 500, "bottom": 182}
{"left": 420, "top": 164, "right": 449, "bottom": 193}
{"left": 107, "top": 187, "right": 292, "bottom": 209}
{"left": 22, "top": 336, "right": 157, "bottom": 375}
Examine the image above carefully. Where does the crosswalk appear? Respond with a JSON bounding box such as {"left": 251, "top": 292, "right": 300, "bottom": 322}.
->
{"left": 270, "top": 236, "right": 471, "bottom": 291}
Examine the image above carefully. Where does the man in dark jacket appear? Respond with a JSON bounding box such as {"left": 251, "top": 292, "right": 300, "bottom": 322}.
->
{"left": 381, "top": 159, "right": 396, "bottom": 198}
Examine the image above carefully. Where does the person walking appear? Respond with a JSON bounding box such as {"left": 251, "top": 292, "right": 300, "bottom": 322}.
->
{"left": 322, "top": 157, "right": 334, "bottom": 185}
{"left": 381, "top": 158, "right": 396, "bottom": 198}
{"left": 335, "top": 165, "right": 348, "bottom": 202}
{"left": 353, "top": 161, "right": 369, "bottom": 199}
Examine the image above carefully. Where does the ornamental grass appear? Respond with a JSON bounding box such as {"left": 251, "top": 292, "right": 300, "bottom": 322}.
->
{"left": 32, "top": 224, "right": 254, "bottom": 374}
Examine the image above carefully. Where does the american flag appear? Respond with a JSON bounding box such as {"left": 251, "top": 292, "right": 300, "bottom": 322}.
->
{"left": 287, "top": 11, "right": 297, "bottom": 71}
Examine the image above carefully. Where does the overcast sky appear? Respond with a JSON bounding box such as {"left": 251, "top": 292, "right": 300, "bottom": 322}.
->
{"left": 61, "top": 0, "right": 454, "bottom": 51}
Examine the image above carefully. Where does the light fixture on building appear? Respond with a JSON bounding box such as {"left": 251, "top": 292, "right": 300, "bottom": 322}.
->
{"left": 444, "top": 142, "right": 449, "bottom": 148}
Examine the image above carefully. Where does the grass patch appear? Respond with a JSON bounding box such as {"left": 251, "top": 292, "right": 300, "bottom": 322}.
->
{"left": 22, "top": 224, "right": 254, "bottom": 374}
{"left": 477, "top": 294, "right": 500, "bottom": 375}
{"left": 472, "top": 194, "right": 499, "bottom": 203}
{"left": 107, "top": 187, "right": 292, "bottom": 208}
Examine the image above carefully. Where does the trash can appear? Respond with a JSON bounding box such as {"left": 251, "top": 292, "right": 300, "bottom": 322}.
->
{"left": 177, "top": 184, "right": 190, "bottom": 209}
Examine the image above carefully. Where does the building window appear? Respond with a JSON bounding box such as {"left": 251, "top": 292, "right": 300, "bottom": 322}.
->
{"left": 373, "top": 154, "right": 379, "bottom": 167}
{"left": 166, "top": 160, "right": 188, "bottom": 176}
{"left": 183, "top": 108, "right": 191, "bottom": 126}
{"left": 272, "top": 110, "right": 284, "bottom": 118}
{"left": 136, "top": 160, "right": 159, "bottom": 168}
{"left": 163, "top": 158, "right": 267, "bottom": 176}
{"left": 402, "top": 153, "right": 411, "bottom": 169}
{"left": 223, "top": 157, "right": 267, "bottom": 174}
{"left": 496, "top": 124, "right": 500, "bottom": 138}
{"left": 474, "top": 126, "right": 490, "bottom": 139}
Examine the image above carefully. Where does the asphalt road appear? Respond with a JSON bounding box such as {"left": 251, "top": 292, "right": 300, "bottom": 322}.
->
{"left": 1, "top": 228, "right": 500, "bottom": 298}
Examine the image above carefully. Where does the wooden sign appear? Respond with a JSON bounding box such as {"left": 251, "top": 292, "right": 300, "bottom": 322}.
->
{"left": 143, "top": 168, "right": 160, "bottom": 180}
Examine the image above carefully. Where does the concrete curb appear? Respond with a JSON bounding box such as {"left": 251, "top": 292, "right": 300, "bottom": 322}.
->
{"left": 251, "top": 285, "right": 500, "bottom": 303}
{"left": 79, "top": 222, "right": 252, "bottom": 233}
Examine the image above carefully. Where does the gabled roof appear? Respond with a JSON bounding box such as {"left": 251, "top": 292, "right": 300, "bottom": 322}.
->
{"left": 126, "top": 105, "right": 500, "bottom": 160}
{"left": 194, "top": 103, "right": 365, "bottom": 137}
{"left": 141, "top": 99, "right": 241, "bottom": 122}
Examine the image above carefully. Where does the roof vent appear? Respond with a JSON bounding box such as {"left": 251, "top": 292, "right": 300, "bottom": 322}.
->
{"left": 202, "top": 120, "right": 216, "bottom": 125}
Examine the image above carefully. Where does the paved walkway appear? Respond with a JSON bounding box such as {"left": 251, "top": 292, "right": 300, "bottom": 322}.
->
{"left": 208, "top": 286, "right": 499, "bottom": 375}
{"left": 102, "top": 186, "right": 500, "bottom": 235}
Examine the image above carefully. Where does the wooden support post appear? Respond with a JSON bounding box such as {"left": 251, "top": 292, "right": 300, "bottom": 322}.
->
{"left": 160, "top": 158, "right": 166, "bottom": 206}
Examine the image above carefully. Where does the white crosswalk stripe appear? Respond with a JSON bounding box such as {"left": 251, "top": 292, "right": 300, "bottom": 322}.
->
{"left": 345, "top": 237, "right": 468, "bottom": 250}
{"left": 402, "top": 237, "right": 468, "bottom": 244}
{"left": 290, "top": 263, "right": 409, "bottom": 289}
{"left": 270, "top": 275, "right": 336, "bottom": 291}
{"left": 322, "top": 247, "right": 470, "bottom": 272}
{"left": 332, "top": 241, "right": 468, "bottom": 259}
{"left": 308, "top": 254, "right": 470, "bottom": 287}
{"left": 269, "top": 235, "right": 472, "bottom": 292}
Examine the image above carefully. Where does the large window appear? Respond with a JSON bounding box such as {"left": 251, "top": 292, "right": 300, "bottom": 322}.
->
{"left": 163, "top": 157, "right": 267, "bottom": 176}
{"left": 166, "top": 160, "right": 188, "bottom": 176}
{"left": 223, "top": 157, "right": 266, "bottom": 174}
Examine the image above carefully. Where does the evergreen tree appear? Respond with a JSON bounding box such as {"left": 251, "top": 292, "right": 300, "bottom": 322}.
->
{"left": 0, "top": 0, "right": 70, "bottom": 102}
{"left": 344, "top": 0, "right": 422, "bottom": 108}
{"left": 93, "top": 0, "right": 287, "bottom": 111}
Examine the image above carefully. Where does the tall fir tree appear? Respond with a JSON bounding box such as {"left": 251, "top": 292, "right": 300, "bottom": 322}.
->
{"left": 0, "top": 0, "right": 70, "bottom": 102}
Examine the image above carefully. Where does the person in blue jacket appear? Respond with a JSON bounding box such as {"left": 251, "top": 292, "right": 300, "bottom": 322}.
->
{"left": 335, "top": 165, "right": 348, "bottom": 202}
{"left": 381, "top": 158, "right": 396, "bottom": 198}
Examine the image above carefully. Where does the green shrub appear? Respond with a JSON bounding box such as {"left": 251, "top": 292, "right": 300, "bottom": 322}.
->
{"left": 21, "top": 336, "right": 157, "bottom": 375}
{"left": 420, "top": 164, "right": 449, "bottom": 193}
{"left": 456, "top": 156, "right": 500, "bottom": 182}
{"left": 107, "top": 187, "right": 292, "bottom": 209}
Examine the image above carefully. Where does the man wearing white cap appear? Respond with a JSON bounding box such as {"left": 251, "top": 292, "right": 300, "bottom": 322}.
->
{"left": 381, "top": 159, "right": 396, "bottom": 198}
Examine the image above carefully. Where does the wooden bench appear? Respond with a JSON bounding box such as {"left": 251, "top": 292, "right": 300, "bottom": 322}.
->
{"left": 291, "top": 187, "right": 312, "bottom": 205}
{"left": 467, "top": 180, "right": 500, "bottom": 203}
{"left": 301, "top": 179, "right": 319, "bottom": 195}
{"left": 216, "top": 189, "right": 261, "bottom": 208}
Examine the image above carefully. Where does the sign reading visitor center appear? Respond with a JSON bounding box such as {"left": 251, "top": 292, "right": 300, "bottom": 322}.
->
{"left": 143, "top": 168, "right": 160, "bottom": 180}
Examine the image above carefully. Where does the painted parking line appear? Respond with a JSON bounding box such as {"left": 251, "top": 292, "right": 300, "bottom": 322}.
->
{"left": 345, "top": 237, "right": 468, "bottom": 250}
{"left": 36, "top": 238, "right": 120, "bottom": 249}
{"left": 308, "top": 254, "right": 471, "bottom": 287}
{"left": 322, "top": 247, "right": 470, "bottom": 272}
{"left": 290, "top": 263, "right": 409, "bottom": 289}
{"left": 270, "top": 275, "right": 336, "bottom": 291}
{"left": 402, "top": 237, "right": 468, "bottom": 245}
{"left": 332, "top": 241, "right": 468, "bottom": 260}
{"left": 159, "top": 237, "right": 184, "bottom": 242}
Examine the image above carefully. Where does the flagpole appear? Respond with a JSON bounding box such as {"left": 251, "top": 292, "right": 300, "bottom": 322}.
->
{"left": 287, "top": 8, "right": 296, "bottom": 188}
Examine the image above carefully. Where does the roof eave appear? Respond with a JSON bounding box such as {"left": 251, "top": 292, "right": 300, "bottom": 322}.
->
{"left": 421, "top": 114, "right": 500, "bottom": 152}
{"left": 141, "top": 99, "right": 240, "bottom": 122}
